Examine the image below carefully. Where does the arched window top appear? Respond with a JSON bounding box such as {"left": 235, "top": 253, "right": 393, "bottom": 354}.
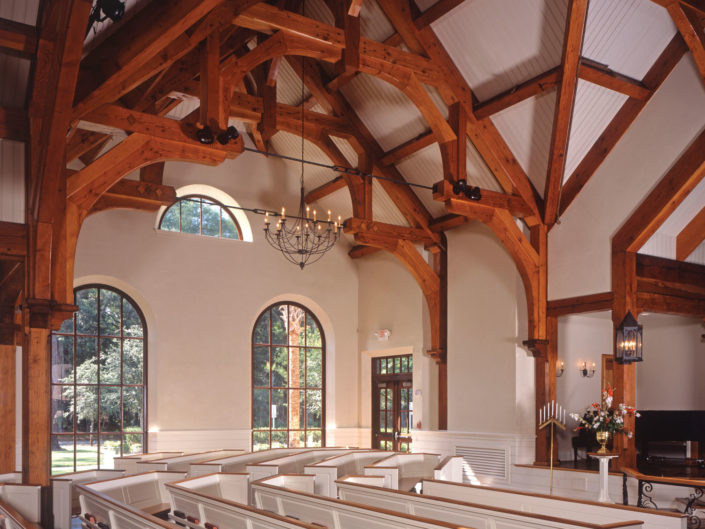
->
{"left": 156, "top": 184, "right": 253, "bottom": 242}
{"left": 252, "top": 302, "right": 325, "bottom": 451}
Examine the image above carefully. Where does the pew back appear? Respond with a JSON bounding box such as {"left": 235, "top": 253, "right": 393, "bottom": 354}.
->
{"left": 0, "top": 474, "right": 21, "bottom": 485}
{"left": 136, "top": 449, "right": 245, "bottom": 474}
{"left": 189, "top": 448, "right": 305, "bottom": 477}
{"left": 421, "top": 480, "right": 686, "bottom": 529}
{"left": 168, "top": 473, "right": 250, "bottom": 504}
{"left": 246, "top": 449, "right": 350, "bottom": 482}
{"left": 0, "top": 498, "right": 41, "bottom": 529}
{"left": 77, "top": 484, "right": 175, "bottom": 529}
{"left": 0, "top": 485, "right": 41, "bottom": 525}
{"left": 433, "top": 456, "right": 463, "bottom": 482}
{"left": 304, "top": 450, "right": 389, "bottom": 497}
{"left": 336, "top": 479, "right": 644, "bottom": 529}
{"left": 83, "top": 471, "right": 185, "bottom": 513}
{"left": 364, "top": 453, "right": 441, "bottom": 490}
{"left": 52, "top": 469, "right": 125, "bottom": 529}
{"left": 112, "top": 452, "right": 182, "bottom": 475}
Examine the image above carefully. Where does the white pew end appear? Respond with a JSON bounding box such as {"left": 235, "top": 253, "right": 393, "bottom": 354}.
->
{"left": 364, "top": 453, "right": 442, "bottom": 491}
{"left": 113, "top": 452, "right": 183, "bottom": 475}
{"left": 52, "top": 469, "right": 125, "bottom": 529}
{"left": 137, "top": 450, "right": 245, "bottom": 475}
{"left": 83, "top": 471, "right": 186, "bottom": 515}
{"left": 432, "top": 456, "right": 463, "bottom": 483}
{"left": 0, "top": 473, "right": 22, "bottom": 484}
{"left": 0, "top": 484, "right": 41, "bottom": 525}
{"left": 304, "top": 450, "right": 389, "bottom": 497}
{"left": 189, "top": 448, "right": 305, "bottom": 478}
{"left": 0, "top": 498, "right": 41, "bottom": 529}
{"left": 77, "top": 484, "right": 175, "bottom": 529}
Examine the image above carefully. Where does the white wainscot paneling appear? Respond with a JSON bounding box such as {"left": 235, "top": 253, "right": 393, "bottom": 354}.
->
{"left": 148, "top": 429, "right": 251, "bottom": 452}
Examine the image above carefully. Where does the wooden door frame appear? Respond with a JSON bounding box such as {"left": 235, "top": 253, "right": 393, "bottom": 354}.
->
{"left": 370, "top": 354, "right": 413, "bottom": 450}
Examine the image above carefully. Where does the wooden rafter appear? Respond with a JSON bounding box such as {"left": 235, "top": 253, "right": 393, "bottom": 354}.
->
{"left": 432, "top": 180, "right": 534, "bottom": 218}
{"left": 0, "top": 107, "right": 27, "bottom": 141}
{"left": 91, "top": 179, "right": 176, "bottom": 214}
{"left": 578, "top": 59, "right": 651, "bottom": 100}
{"left": 380, "top": 130, "right": 435, "bottom": 166}
{"left": 344, "top": 217, "right": 437, "bottom": 245}
{"left": 676, "top": 205, "right": 705, "bottom": 261}
{"left": 0, "top": 18, "right": 36, "bottom": 57}
{"left": 666, "top": 1, "right": 705, "bottom": 85}
{"left": 560, "top": 35, "right": 687, "bottom": 216}
{"left": 543, "top": 0, "right": 588, "bottom": 226}
{"left": 304, "top": 176, "right": 347, "bottom": 203}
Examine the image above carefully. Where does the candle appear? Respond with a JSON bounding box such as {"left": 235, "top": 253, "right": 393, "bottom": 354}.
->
{"left": 327, "top": 210, "right": 331, "bottom": 221}
{"left": 306, "top": 205, "right": 310, "bottom": 218}
{"left": 313, "top": 210, "right": 317, "bottom": 222}
{"left": 281, "top": 207, "right": 286, "bottom": 220}
{"left": 265, "top": 211, "right": 270, "bottom": 224}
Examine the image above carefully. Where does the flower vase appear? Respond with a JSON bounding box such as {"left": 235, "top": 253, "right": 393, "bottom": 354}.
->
{"left": 595, "top": 430, "right": 610, "bottom": 454}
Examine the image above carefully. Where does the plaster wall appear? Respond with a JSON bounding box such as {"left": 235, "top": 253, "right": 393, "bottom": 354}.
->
{"left": 548, "top": 56, "right": 705, "bottom": 300}
{"left": 73, "top": 150, "right": 360, "bottom": 442}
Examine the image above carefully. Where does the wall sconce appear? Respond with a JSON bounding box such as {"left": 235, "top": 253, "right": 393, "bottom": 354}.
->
{"left": 578, "top": 361, "right": 595, "bottom": 378}
{"left": 373, "top": 329, "right": 391, "bottom": 341}
{"left": 556, "top": 360, "right": 565, "bottom": 377}
{"left": 615, "top": 311, "right": 643, "bottom": 364}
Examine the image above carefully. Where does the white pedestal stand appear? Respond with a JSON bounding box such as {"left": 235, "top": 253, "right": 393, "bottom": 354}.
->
{"left": 588, "top": 452, "right": 619, "bottom": 503}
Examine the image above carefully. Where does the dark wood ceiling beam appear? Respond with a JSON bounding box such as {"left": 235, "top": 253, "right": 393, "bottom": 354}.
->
{"left": 666, "top": 1, "right": 705, "bottom": 85}
{"left": 91, "top": 179, "right": 176, "bottom": 214}
{"left": 140, "top": 162, "right": 165, "bottom": 185}
{"left": 380, "top": 130, "right": 436, "bottom": 166}
{"left": 304, "top": 176, "right": 347, "bottom": 203}
{"left": 433, "top": 180, "right": 534, "bottom": 218}
{"left": 66, "top": 129, "right": 110, "bottom": 163}
{"left": 676, "top": 205, "right": 705, "bottom": 260}
{"left": 0, "top": 221, "right": 27, "bottom": 259}
{"left": 578, "top": 59, "right": 651, "bottom": 100}
{"left": 559, "top": 35, "right": 687, "bottom": 216}
{"left": 543, "top": 0, "right": 589, "bottom": 226}
{"left": 344, "top": 217, "right": 437, "bottom": 245}
{"left": 0, "top": 18, "right": 36, "bottom": 57}
{"left": 348, "top": 245, "right": 380, "bottom": 258}
{"left": 0, "top": 107, "right": 27, "bottom": 141}
{"left": 429, "top": 213, "right": 468, "bottom": 232}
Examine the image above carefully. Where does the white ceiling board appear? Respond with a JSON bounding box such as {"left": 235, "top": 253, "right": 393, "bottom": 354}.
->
{"left": 395, "top": 143, "right": 447, "bottom": 218}
{"left": 329, "top": 137, "right": 359, "bottom": 168}
{"left": 372, "top": 179, "right": 411, "bottom": 226}
{"left": 277, "top": 58, "right": 312, "bottom": 106}
{"left": 308, "top": 187, "right": 354, "bottom": 228}
{"left": 653, "top": 177, "right": 705, "bottom": 237}
{"left": 0, "top": 0, "right": 38, "bottom": 24}
{"left": 268, "top": 130, "right": 341, "bottom": 191}
{"left": 582, "top": 0, "right": 676, "bottom": 81}
{"left": 685, "top": 241, "right": 705, "bottom": 266}
{"left": 360, "top": 0, "right": 397, "bottom": 42}
{"left": 466, "top": 138, "right": 503, "bottom": 192}
{"left": 164, "top": 97, "right": 200, "bottom": 121}
{"left": 432, "top": 0, "right": 566, "bottom": 102}
{"left": 341, "top": 73, "right": 429, "bottom": 152}
{"left": 491, "top": 91, "right": 555, "bottom": 196}
{"left": 564, "top": 80, "right": 628, "bottom": 180}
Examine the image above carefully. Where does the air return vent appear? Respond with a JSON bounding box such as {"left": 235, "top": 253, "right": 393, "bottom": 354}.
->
{"left": 455, "top": 446, "right": 508, "bottom": 480}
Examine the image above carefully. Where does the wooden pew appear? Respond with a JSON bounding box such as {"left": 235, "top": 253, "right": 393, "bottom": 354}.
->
{"left": 421, "top": 479, "right": 686, "bottom": 529}
{"left": 0, "top": 474, "right": 21, "bottom": 484}
{"left": 82, "top": 471, "right": 186, "bottom": 515}
{"left": 364, "top": 453, "right": 442, "bottom": 491}
{"left": 52, "top": 469, "right": 125, "bottom": 529}
{"left": 189, "top": 448, "right": 306, "bottom": 478}
{"left": 337, "top": 475, "right": 387, "bottom": 487}
{"left": 77, "top": 483, "right": 177, "bottom": 529}
{"left": 0, "top": 484, "right": 41, "bottom": 526}
{"left": 304, "top": 450, "right": 389, "bottom": 497}
{"left": 245, "top": 449, "right": 351, "bottom": 482}
{"left": 336, "top": 478, "right": 645, "bottom": 529}
{"left": 165, "top": 477, "right": 333, "bottom": 529}
{"left": 113, "top": 452, "right": 183, "bottom": 475}
{"left": 251, "top": 474, "right": 480, "bottom": 529}
{"left": 0, "top": 498, "right": 41, "bottom": 529}
{"left": 136, "top": 449, "right": 245, "bottom": 475}
{"left": 433, "top": 456, "right": 463, "bottom": 482}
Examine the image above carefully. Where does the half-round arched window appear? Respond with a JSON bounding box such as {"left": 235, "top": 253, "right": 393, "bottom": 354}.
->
{"left": 159, "top": 194, "right": 242, "bottom": 239}
{"left": 252, "top": 302, "right": 325, "bottom": 451}
{"left": 50, "top": 285, "right": 147, "bottom": 474}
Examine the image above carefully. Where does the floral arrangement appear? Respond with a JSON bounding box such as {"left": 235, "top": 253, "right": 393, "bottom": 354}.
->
{"left": 570, "top": 386, "right": 640, "bottom": 437}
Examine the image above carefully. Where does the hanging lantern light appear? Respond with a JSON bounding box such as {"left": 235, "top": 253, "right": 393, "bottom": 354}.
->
{"left": 615, "top": 311, "right": 643, "bottom": 364}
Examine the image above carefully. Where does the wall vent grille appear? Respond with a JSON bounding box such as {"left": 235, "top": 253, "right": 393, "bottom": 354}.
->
{"left": 455, "top": 446, "right": 508, "bottom": 480}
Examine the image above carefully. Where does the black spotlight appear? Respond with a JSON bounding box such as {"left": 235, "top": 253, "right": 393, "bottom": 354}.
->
{"left": 452, "top": 179, "right": 469, "bottom": 196}
{"left": 196, "top": 126, "right": 214, "bottom": 145}
{"left": 216, "top": 126, "right": 240, "bottom": 145}
{"left": 467, "top": 186, "right": 482, "bottom": 201}
{"left": 86, "top": 0, "right": 125, "bottom": 36}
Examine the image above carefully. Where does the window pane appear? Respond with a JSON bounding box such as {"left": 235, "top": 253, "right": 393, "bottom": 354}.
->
{"left": 305, "top": 316, "right": 321, "bottom": 347}
{"left": 288, "top": 389, "right": 304, "bottom": 432}
{"left": 306, "top": 349, "right": 321, "bottom": 388}
{"left": 75, "top": 386, "right": 97, "bottom": 433}
{"left": 253, "top": 389, "right": 270, "bottom": 429}
{"left": 59, "top": 316, "right": 74, "bottom": 334}
{"left": 288, "top": 306, "right": 305, "bottom": 346}
{"left": 75, "top": 338, "right": 98, "bottom": 383}
{"left": 271, "top": 389, "right": 287, "bottom": 429}
{"left": 289, "top": 347, "right": 302, "bottom": 388}
{"left": 100, "top": 387, "right": 121, "bottom": 432}
{"left": 52, "top": 386, "right": 73, "bottom": 433}
{"left": 253, "top": 311, "right": 269, "bottom": 344}
{"left": 123, "top": 387, "right": 143, "bottom": 430}
{"left": 306, "top": 390, "right": 321, "bottom": 428}
{"left": 52, "top": 335, "right": 73, "bottom": 383}
{"left": 160, "top": 204, "right": 180, "bottom": 232}
{"left": 122, "top": 300, "right": 143, "bottom": 337}
{"left": 271, "top": 430, "right": 287, "bottom": 448}
{"left": 100, "top": 434, "right": 121, "bottom": 468}
{"left": 51, "top": 436, "right": 75, "bottom": 475}
{"left": 180, "top": 198, "right": 201, "bottom": 234}
{"left": 201, "top": 201, "right": 220, "bottom": 237}
{"left": 123, "top": 433, "right": 143, "bottom": 455}
{"left": 253, "top": 431, "right": 270, "bottom": 451}
{"left": 307, "top": 430, "right": 322, "bottom": 447}
{"left": 123, "top": 339, "right": 143, "bottom": 384}
{"left": 76, "top": 289, "right": 98, "bottom": 335}
{"left": 271, "top": 347, "right": 287, "bottom": 387}
{"left": 221, "top": 212, "right": 238, "bottom": 239}
{"left": 75, "top": 435, "right": 98, "bottom": 471}
{"left": 100, "top": 338, "right": 121, "bottom": 384}
{"left": 289, "top": 430, "right": 304, "bottom": 448}
{"left": 271, "top": 306, "right": 287, "bottom": 345}
{"left": 100, "top": 289, "right": 121, "bottom": 336}
{"left": 253, "top": 346, "right": 269, "bottom": 387}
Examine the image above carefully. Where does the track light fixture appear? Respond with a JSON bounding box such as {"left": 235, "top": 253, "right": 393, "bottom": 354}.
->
{"left": 217, "top": 126, "right": 240, "bottom": 145}
{"left": 451, "top": 179, "right": 482, "bottom": 201}
{"left": 86, "top": 0, "right": 125, "bottom": 37}
{"left": 196, "top": 126, "right": 214, "bottom": 145}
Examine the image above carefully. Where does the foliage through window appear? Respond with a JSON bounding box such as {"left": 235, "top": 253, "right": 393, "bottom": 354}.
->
{"left": 159, "top": 195, "right": 241, "bottom": 239}
{"left": 50, "top": 286, "right": 146, "bottom": 475}
{"left": 252, "top": 303, "right": 325, "bottom": 450}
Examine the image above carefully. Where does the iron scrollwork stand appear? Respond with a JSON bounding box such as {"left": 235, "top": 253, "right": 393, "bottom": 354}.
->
{"left": 628, "top": 474, "right": 703, "bottom": 529}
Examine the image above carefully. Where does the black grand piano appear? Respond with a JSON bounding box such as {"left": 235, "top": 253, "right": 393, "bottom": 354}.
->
{"left": 636, "top": 410, "right": 705, "bottom": 465}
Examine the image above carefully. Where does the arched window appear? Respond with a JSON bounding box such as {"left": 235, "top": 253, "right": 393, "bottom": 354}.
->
{"left": 252, "top": 302, "right": 325, "bottom": 451}
{"left": 159, "top": 194, "right": 242, "bottom": 239}
{"left": 50, "top": 285, "right": 147, "bottom": 475}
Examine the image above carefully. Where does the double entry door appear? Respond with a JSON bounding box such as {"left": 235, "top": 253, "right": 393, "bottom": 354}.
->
{"left": 372, "top": 355, "right": 412, "bottom": 452}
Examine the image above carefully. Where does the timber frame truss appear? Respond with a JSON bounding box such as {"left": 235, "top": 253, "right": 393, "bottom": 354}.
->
{"left": 1, "top": 0, "right": 705, "bottom": 483}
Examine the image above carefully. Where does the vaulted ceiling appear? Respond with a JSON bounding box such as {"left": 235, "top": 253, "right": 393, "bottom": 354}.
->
{"left": 1, "top": 0, "right": 705, "bottom": 265}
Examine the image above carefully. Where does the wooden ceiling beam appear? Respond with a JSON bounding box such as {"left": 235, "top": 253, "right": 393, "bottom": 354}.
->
{"left": 200, "top": 32, "right": 225, "bottom": 130}
{"left": 91, "top": 179, "right": 176, "bottom": 214}
{"left": 676, "top": 205, "right": 705, "bottom": 260}
{"left": 0, "top": 221, "right": 27, "bottom": 259}
{"left": 433, "top": 180, "right": 534, "bottom": 218}
{"left": 348, "top": 0, "right": 364, "bottom": 17}
{"left": 0, "top": 18, "right": 36, "bottom": 57}
{"left": 543, "top": 0, "right": 589, "bottom": 226}
{"left": 578, "top": 59, "right": 651, "bottom": 100}
{"left": 66, "top": 129, "right": 110, "bottom": 163}
{"left": 547, "top": 292, "right": 613, "bottom": 317}
{"left": 380, "top": 130, "right": 436, "bottom": 166}
{"left": 348, "top": 244, "right": 380, "bottom": 258}
{"left": 304, "top": 176, "right": 347, "bottom": 203}
{"left": 140, "top": 162, "right": 165, "bottom": 185}
{"left": 560, "top": 35, "right": 687, "bottom": 216}
{"left": 344, "top": 217, "right": 437, "bottom": 245}
{"left": 0, "top": 107, "right": 27, "bottom": 141}
{"left": 429, "top": 213, "right": 467, "bottom": 232}
{"left": 665, "top": 1, "right": 705, "bottom": 85}
{"left": 613, "top": 126, "right": 705, "bottom": 253}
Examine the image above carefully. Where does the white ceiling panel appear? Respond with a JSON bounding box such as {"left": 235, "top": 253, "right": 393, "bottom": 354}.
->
{"left": 395, "top": 143, "right": 447, "bottom": 218}
{"left": 654, "top": 177, "right": 705, "bottom": 237}
{"left": 269, "top": 130, "right": 341, "bottom": 191}
{"left": 372, "top": 179, "right": 410, "bottom": 226}
{"left": 0, "top": 0, "right": 38, "bottom": 24}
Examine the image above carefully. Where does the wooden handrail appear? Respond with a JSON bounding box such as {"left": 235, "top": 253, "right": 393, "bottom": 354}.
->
{"left": 622, "top": 467, "right": 705, "bottom": 488}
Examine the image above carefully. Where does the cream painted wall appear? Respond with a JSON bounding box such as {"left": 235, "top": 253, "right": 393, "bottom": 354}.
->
{"left": 73, "top": 150, "right": 360, "bottom": 443}
{"left": 548, "top": 56, "right": 705, "bottom": 299}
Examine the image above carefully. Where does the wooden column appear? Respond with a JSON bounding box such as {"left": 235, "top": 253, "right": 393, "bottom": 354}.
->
{"left": 0, "top": 344, "right": 16, "bottom": 473}
{"left": 430, "top": 237, "right": 448, "bottom": 430}
{"left": 22, "top": 327, "right": 51, "bottom": 486}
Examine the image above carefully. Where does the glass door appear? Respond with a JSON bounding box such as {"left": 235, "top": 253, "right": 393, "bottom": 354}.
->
{"left": 372, "top": 355, "right": 412, "bottom": 451}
